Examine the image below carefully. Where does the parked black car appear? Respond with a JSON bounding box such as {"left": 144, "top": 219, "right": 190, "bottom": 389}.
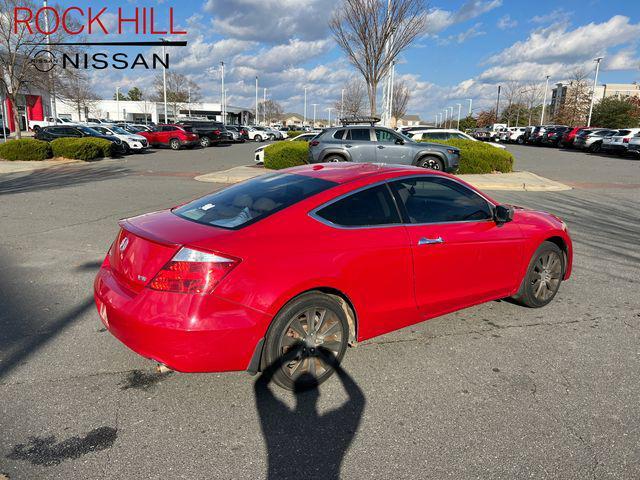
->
{"left": 178, "top": 121, "right": 232, "bottom": 147}
{"left": 34, "top": 125, "right": 126, "bottom": 154}
{"left": 542, "top": 126, "right": 572, "bottom": 146}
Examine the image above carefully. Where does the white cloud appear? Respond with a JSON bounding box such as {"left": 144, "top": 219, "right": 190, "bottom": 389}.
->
{"left": 603, "top": 48, "right": 640, "bottom": 71}
{"left": 425, "top": 0, "right": 502, "bottom": 35}
{"left": 234, "top": 39, "right": 333, "bottom": 72}
{"left": 497, "top": 15, "right": 517, "bottom": 30}
{"left": 530, "top": 9, "right": 570, "bottom": 25}
{"left": 438, "top": 23, "right": 486, "bottom": 45}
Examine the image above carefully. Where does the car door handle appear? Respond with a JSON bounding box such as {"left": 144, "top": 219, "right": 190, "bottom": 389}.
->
{"left": 418, "top": 237, "right": 444, "bottom": 246}
{"left": 377, "top": 145, "right": 385, "bottom": 149}
{"left": 344, "top": 144, "right": 353, "bottom": 148}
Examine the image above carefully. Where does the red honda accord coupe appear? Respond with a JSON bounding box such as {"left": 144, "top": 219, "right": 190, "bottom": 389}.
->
{"left": 94, "top": 163, "right": 572, "bottom": 389}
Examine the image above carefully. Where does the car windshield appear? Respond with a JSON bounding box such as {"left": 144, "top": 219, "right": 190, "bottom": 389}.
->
{"left": 174, "top": 173, "right": 338, "bottom": 229}
{"left": 77, "top": 126, "right": 102, "bottom": 135}
{"left": 109, "top": 126, "right": 128, "bottom": 135}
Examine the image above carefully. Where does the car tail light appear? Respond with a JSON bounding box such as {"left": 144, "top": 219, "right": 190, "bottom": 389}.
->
{"left": 310, "top": 140, "right": 320, "bottom": 147}
{"left": 623, "top": 138, "right": 630, "bottom": 143}
{"left": 214, "top": 130, "right": 221, "bottom": 135}
{"left": 149, "top": 247, "right": 240, "bottom": 294}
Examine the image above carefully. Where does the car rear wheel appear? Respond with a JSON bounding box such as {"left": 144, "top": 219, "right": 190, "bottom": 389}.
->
{"left": 254, "top": 135, "right": 263, "bottom": 142}
{"left": 517, "top": 136, "right": 524, "bottom": 145}
{"left": 588, "top": 142, "right": 601, "bottom": 153}
{"left": 417, "top": 156, "right": 444, "bottom": 171}
{"left": 512, "top": 241, "right": 564, "bottom": 308}
{"left": 200, "top": 136, "right": 211, "bottom": 148}
{"left": 169, "top": 138, "right": 181, "bottom": 150}
{"left": 263, "top": 292, "right": 349, "bottom": 391}
{"left": 324, "top": 154, "right": 346, "bottom": 163}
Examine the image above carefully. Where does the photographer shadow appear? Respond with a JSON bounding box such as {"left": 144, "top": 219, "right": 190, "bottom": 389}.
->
{"left": 254, "top": 349, "right": 365, "bottom": 480}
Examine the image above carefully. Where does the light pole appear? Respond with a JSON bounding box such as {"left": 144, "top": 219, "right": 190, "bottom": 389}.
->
{"left": 495, "top": 85, "right": 501, "bottom": 124}
{"left": 255, "top": 76, "right": 258, "bottom": 125}
{"left": 263, "top": 88, "right": 267, "bottom": 125}
{"left": 467, "top": 99, "right": 473, "bottom": 116}
{"left": 115, "top": 87, "right": 120, "bottom": 123}
{"left": 188, "top": 85, "right": 191, "bottom": 117}
{"left": 43, "top": 0, "right": 57, "bottom": 120}
{"left": 220, "top": 61, "right": 225, "bottom": 124}
{"left": 540, "top": 75, "right": 550, "bottom": 125}
{"left": 326, "top": 107, "right": 333, "bottom": 127}
{"left": 587, "top": 57, "right": 603, "bottom": 127}
{"left": 443, "top": 110, "right": 448, "bottom": 128}
{"left": 340, "top": 88, "right": 345, "bottom": 120}
{"left": 449, "top": 107, "right": 454, "bottom": 128}
{"left": 303, "top": 87, "right": 307, "bottom": 127}
{"left": 311, "top": 103, "right": 318, "bottom": 128}
{"left": 456, "top": 103, "right": 461, "bottom": 129}
{"left": 161, "top": 39, "right": 168, "bottom": 123}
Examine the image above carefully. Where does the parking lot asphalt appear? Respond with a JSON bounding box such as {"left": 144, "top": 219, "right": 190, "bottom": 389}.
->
{"left": 0, "top": 142, "right": 639, "bottom": 479}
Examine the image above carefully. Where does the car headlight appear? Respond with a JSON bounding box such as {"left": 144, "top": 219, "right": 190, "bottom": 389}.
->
{"left": 447, "top": 149, "right": 459, "bottom": 155}
{"left": 128, "top": 137, "right": 139, "bottom": 142}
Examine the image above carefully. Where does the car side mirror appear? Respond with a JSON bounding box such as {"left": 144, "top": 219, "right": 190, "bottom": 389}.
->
{"left": 395, "top": 138, "right": 404, "bottom": 145}
{"left": 494, "top": 205, "right": 514, "bottom": 224}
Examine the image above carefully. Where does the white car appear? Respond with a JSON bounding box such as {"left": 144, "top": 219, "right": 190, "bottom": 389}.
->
{"left": 602, "top": 128, "right": 640, "bottom": 154}
{"left": 627, "top": 133, "right": 640, "bottom": 156}
{"left": 408, "top": 129, "right": 507, "bottom": 149}
{"left": 502, "top": 127, "right": 527, "bottom": 144}
{"left": 254, "top": 132, "right": 317, "bottom": 163}
{"left": 29, "top": 117, "right": 77, "bottom": 130}
{"left": 91, "top": 125, "right": 149, "bottom": 152}
{"left": 246, "top": 127, "right": 270, "bottom": 142}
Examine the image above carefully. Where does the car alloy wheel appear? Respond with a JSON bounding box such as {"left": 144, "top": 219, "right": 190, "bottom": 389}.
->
{"left": 264, "top": 292, "right": 349, "bottom": 390}
{"left": 254, "top": 135, "right": 262, "bottom": 142}
{"left": 200, "top": 137, "right": 211, "bottom": 148}
{"left": 170, "top": 139, "right": 181, "bottom": 150}
{"left": 513, "top": 241, "right": 564, "bottom": 308}
{"left": 418, "top": 156, "right": 444, "bottom": 171}
{"left": 324, "top": 155, "right": 345, "bottom": 163}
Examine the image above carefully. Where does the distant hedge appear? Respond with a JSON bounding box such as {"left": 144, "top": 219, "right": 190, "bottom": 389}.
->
{"left": 51, "top": 138, "right": 113, "bottom": 161}
{"left": 264, "top": 141, "right": 309, "bottom": 169}
{"left": 422, "top": 139, "right": 514, "bottom": 174}
{"left": 0, "top": 138, "right": 52, "bottom": 161}
{"left": 286, "top": 130, "right": 305, "bottom": 138}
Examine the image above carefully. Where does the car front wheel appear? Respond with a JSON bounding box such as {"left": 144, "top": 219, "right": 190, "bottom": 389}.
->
{"left": 417, "top": 156, "right": 444, "bottom": 171}
{"left": 512, "top": 241, "right": 564, "bottom": 308}
{"left": 200, "top": 136, "right": 211, "bottom": 148}
{"left": 262, "top": 292, "right": 350, "bottom": 391}
{"left": 254, "top": 135, "right": 263, "bottom": 142}
{"left": 169, "top": 138, "right": 181, "bottom": 150}
{"left": 324, "top": 154, "right": 346, "bottom": 163}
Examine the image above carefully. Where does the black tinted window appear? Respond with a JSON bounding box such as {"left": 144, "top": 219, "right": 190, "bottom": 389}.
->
{"left": 390, "top": 177, "right": 492, "bottom": 224}
{"left": 175, "top": 173, "right": 337, "bottom": 230}
{"left": 316, "top": 184, "right": 400, "bottom": 227}
{"left": 346, "top": 128, "right": 371, "bottom": 141}
{"left": 333, "top": 129, "right": 346, "bottom": 139}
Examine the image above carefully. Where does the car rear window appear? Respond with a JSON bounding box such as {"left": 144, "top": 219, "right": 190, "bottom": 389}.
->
{"left": 617, "top": 130, "right": 631, "bottom": 136}
{"left": 174, "top": 173, "right": 337, "bottom": 229}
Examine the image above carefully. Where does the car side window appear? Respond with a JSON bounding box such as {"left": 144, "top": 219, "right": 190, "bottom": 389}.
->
{"left": 375, "top": 129, "right": 400, "bottom": 143}
{"left": 389, "top": 177, "right": 492, "bottom": 224}
{"left": 333, "top": 129, "right": 346, "bottom": 139}
{"left": 65, "top": 128, "right": 82, "bottom": 136}
{"left": 421, "top": 132, "right": 446, "bottom": 140}
{"left": 315, "top": 184, "right": 401, "bottom": 227}
{"left": 346, "top": 128, "right": 371, "bottom": 141}
{"left": 453, "top": 133, "right": 468, "bottom": 140}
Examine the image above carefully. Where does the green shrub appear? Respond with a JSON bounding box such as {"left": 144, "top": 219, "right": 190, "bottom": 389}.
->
{"left": 421, "top": 139, "right": 514, "bottom": 174}
{"left": 51, "top": 137, "right": 113, "bottom": 161}
{"left": 0, "top": 138, "right": 52, "bottom": 161}
{"left": 286, "top": 130, "right": 305, "bottom": 138}
{"left": 264, "top": 141, "right": 309, "bottom": 169}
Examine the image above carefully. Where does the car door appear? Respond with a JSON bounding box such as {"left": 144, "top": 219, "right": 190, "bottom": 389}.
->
{"left": 312, "top": 182, "right": 417, "bottom": 339}
{"left": 344, "top": 128, "right": 376, "bottom": 162}
{"left": 374, "top": 128, "right": 412, "bottom": 164}
{"left": 388, "top": 176, "right": 524, "bottom": 318}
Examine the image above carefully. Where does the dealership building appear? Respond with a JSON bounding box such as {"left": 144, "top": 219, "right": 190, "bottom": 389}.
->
{"left": 1, "top": 87, "right": 53, "bottom": 133}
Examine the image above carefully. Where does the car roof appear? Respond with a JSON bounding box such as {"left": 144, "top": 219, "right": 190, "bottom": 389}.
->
{"left": 282, "top": 162, "right": 447, "bottom": 184}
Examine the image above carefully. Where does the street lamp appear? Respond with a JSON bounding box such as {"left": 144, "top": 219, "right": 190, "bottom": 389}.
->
{"left": 115, "top": 87, "right": 120, "bottom": 123}
{"left": 456, "top": 103, "right": 461, "bottom": 129}
{"left": 443, "top": 109, "right": 448, "bottom": 128}
{"left": 340, "top": 89, "right": 345, "bottom": 121}
{"left": 303, "top": 87, "right": 308, "bottom": 127}
{"left": 263, "top": 88, "right": 267, "bottom": 125}
{"left": 326, "top": 107, "right": 333, "bottom": 127}
{"left": 587, "top": 57, "right": 603, "bottom": 127}
{"left": 255, "top": 76, "right": 258, "bottom": 125}
{"left": 220, "top": 61, "right": 225, "bottom": 124}
{"left": 467, "top": 99, "right": 473, "bottom": 116}
{"left": 311, "top": 103, "right": 318, "bottom": 128}
{"left": 540, "top": 75, "right": 550, "bottom": 125}
{"left": 449, "top": 107, "right": 454, "bottom": 128}
{"left": 161, "top": 39, "right": 168, "bottom": 123}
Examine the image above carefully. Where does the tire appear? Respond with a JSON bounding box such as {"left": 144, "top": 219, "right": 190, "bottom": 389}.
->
{"left": 122, "top": 143, "right": 130, "bottom": 154}
{"left": 512, "top": 241, "right": 564, "bottom": 308}
{"left": 588, "top": 142, "right": 601, "bottom": 153}
{"left": 254, "top": 135, "right": 263, "bottom": 142}
{"left": 517, "top": 136, "right": 524, "bottom": 145}
{"left": 200, "top": 136, "right": 211, "bottom": 148}
{"left": 323, "top": 154, "right": 346, "bottom": 163}
{"left": 417, "top": 156, "right": 444, "bottom": 171}
{"left": 169, "top": 138, "right": 181, "bottom": 150}
{"left": 262, "top": 292, "right": 350, "bottom": 391}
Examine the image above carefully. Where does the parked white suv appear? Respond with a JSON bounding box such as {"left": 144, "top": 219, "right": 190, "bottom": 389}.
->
{"left": 408, "top": 129, "right": 506, "bottom": 149}
{"left": 91, "top": 125, "right": 149, "bottom": 152}
{"left": 602, "top": 128, "right": 640, "bottom": 154}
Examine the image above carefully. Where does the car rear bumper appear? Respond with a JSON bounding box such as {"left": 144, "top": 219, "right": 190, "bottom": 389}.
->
{"left": 181, "top": 139, "right": 200, "bottom": 147}
{"left": 94, "top": 265, "right": 270, "bottom": 373}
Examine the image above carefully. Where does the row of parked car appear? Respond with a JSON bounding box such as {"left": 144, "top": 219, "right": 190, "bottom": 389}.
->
{"left": 32, "top": 119, "right": 294, "bottom": 154}
{"left": 473, "top": 124, "right": 640, "bottom": 156}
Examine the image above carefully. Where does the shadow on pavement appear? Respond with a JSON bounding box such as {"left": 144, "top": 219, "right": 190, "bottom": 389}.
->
{"left": 254, "top": 349, "right": 365, "bottom": 480}
{"left": 0, "top": 248, "right": 94, "bottom": 379}
{"left": 0, "top": 164, "right": 130, "bottom": 196}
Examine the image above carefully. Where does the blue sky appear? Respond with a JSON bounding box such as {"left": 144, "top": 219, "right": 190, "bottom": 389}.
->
{"left": 68, "top": 0, "right": 640, "bottom": 120}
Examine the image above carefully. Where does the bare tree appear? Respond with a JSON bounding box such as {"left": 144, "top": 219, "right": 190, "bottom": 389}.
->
{"left": 57, "top": 71, "right": 100, "bottom": 121}
{"left": 151, "top": 72, "right": 200, "bottom": 121}
{"left": 555, "top": 69, "right": 591, "bottom": 126}
{"left": 391, "top": 80, "right": 410, "bottom": 126}
{"left": 501, "top": 80, "right": 522, "bottom": 126}
{"left": 521, "top": 82, "right": 543, "bottom": 125}
{"left": 330, "top": 0, "right": 427, "bottom": 116}
{"left": 258, "top": 99, "right": 283, "bottom": 124}
{"left": 335, "top": 76, "right": 367, "bottom": 117}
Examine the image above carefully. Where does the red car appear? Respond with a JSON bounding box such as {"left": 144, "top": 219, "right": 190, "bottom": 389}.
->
{"left": 94, "top": 163, "right": 573, "bottom": 389}
{"left": 560, "top": 126, "right": 589, "bottom": 147}
{"left": 138, "top": 124, "right": 200, "bottom": 150}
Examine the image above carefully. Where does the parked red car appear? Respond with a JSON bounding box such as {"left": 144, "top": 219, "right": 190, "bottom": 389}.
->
{"left": 138, "top": 124, "right": 200, "bottom": 150}
{"left": 94, "top": 163, "right": 573, "bottom": 389}
{"left": 560, "top": 126, "right": 589, "bottom": 147}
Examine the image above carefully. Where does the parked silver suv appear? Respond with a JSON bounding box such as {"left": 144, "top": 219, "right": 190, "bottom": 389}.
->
{"left": 308, "top": 125, "right": 460, "bottom": 172}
